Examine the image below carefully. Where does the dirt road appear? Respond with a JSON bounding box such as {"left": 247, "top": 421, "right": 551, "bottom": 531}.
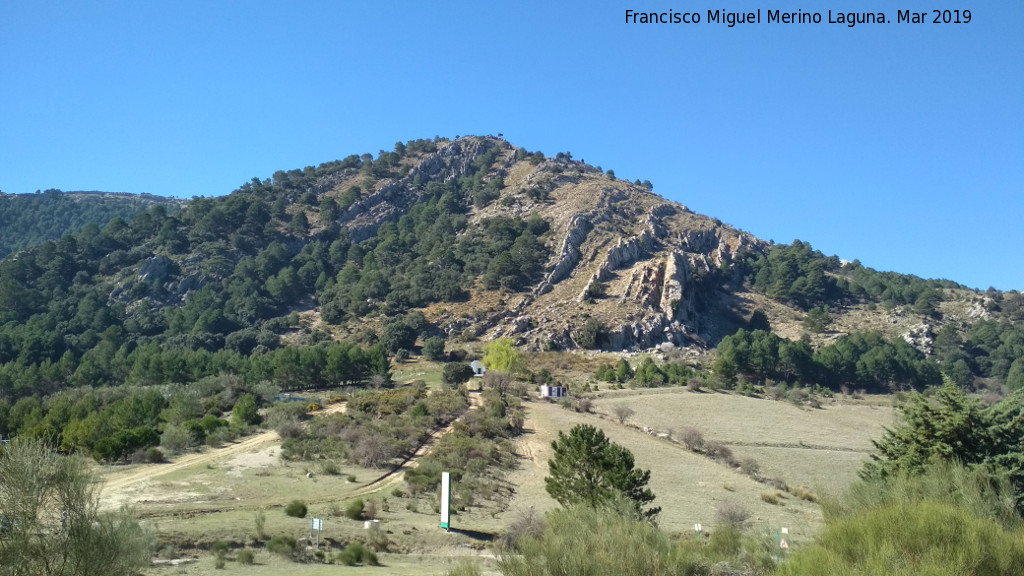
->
{"left": 109, "top": 393, "right": 480, "bottom": 518}
{"left": 101, "top": 401, "right": 347, "bottom": 496}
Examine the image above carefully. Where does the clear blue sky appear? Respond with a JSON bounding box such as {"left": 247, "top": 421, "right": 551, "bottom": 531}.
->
{"left": 2, "top": 1, "right": 1022, "bottom": 290}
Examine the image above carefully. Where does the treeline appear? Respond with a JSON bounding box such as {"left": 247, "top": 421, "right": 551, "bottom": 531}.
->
{"left": 0, "top": 189, "right": 181, "bottom": 259}
{"left": 739, "top": 240, "right": 961, "bottom": 312}
{"left": 593, "top": 357, "right": 696, "bottom": 388}
{"left": 714, "top": 329, "right": 941, "bottom": 393}
{"left": 0, "top": 340, "right": 391, "bottom": 452}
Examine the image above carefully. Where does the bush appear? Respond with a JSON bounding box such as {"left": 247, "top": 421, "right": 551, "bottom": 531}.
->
{"left": 498, "top": 507, "right": 544, "bottom": 551}
{"left": 678, "top": 427, "right": 705, "bottom": 451}
{"left": 345, "top": 498, "right": 365, "bottom": 520}
{"left": 715, "top": 502, "right": 750, "bottom": 530}
{"left": 266, "top": 535, "right": 296, "bottom": 557}
{"left": 160, "top": 424, "right": 192, "bottom": 454}
{"left": 611, "top": 403, "right": 634, "bottom": 424}
{"left": 145, "top": 447, "right": 165, "bottom": 463}
{"left": 284, "top": 500, "right": 307, "bottom": 518}
{"left": 254, "top": 510, "right": 266, "bottom": 539}
{"left": 236, "top": 549, "right": 255, "bottom": 565}
{"left": 442, "top": 363, "right": 475, "bottom": 386}
{"left": 739, "top": 457, "right": 760, "bottom": 476}
{"left": 497, "top": 505, "right": 701, "bottom": 575}
{"left": 336, "top": 542, "right": 378, "bottom": 566}
{"left": 319, "top": 461, "right": 341, "bottom": 476}
{"left": 790, "top": 485, "right": 817, "bottom": 502}
{"left": 779, "top": 473, "right": 1024, "bottom": 576}
{"left": 760, "top": 491, "right": 784, "bottom": 505}
{"left": 705, "top": 441, "right": 735, "bottom": 466}
{"left": 423, "top": 337, "right": 446, "bottom": 361}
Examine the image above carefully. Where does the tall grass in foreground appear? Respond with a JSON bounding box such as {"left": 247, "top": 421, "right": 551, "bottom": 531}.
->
{"left": 495, "top": 503, "right": 775, "bottom": 576}
{"left": 778, "top": 463, "right": 1024, "bottom": 576}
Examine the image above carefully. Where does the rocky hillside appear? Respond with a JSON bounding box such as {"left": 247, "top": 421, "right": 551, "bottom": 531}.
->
{"left": 1, "top": 135, "right": 1020, "bottom": 397}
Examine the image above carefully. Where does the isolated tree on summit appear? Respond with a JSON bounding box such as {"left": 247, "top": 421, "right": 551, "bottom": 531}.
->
{"left": 545, "top": 424, "right": 659, "bottom": 521}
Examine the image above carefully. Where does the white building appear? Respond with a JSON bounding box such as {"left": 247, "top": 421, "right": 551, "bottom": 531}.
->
{"left": 470, "top": 360, "right": 487, "bottom": 376}
{"left": 540, "top": 383, "right": 568, "bottom": 399}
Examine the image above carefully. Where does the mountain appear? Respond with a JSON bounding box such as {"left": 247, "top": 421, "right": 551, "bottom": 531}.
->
{"left": 0, "top": 189, "right": 186, "bottom": 259}
{"left": 0, "top": 135, "right": 1021, "bottom": 407}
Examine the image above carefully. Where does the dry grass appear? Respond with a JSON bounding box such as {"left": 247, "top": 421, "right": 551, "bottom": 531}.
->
{"left": 501, "top": 400, "right": 825, "bottom": 536}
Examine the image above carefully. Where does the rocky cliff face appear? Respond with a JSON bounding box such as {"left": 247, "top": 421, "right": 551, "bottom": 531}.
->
{"left": 101, "top": 135, "right": 767, "bottom": 353}
{"left": 435, "top": 142, "right": 770, "bottom": 351}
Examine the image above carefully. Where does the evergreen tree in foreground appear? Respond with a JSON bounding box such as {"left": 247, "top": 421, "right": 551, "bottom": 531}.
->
{"left": 545, "top": 424, "right": 659, "bottom": 520}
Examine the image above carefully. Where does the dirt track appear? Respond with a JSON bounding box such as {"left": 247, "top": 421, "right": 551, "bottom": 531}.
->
{"left": 101, "top": 402, "right": 347, "bottom": 497}
{"left": 105, "top": 393, "right": 480, "bottom": 518}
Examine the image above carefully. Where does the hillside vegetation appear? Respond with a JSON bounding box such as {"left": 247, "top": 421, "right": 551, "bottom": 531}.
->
{"left": 0, "top": 189, "right": 184, "bottom": 259}
{"left": 0, "top": 135, "right": 1022, "bottom": 456}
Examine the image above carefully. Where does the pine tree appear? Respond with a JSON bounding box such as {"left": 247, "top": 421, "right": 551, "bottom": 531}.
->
{"left": 545, "top": 424, "right": 659, "bottom": 520}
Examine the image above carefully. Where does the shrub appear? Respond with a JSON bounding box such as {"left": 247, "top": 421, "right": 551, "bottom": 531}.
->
{"left": 284, "top": 500, "right": 307, "bottom": 518}
{"left": 705, "top": 441, "right": 735, "bottom": 466}
{"left": 779, "top": 471, "right": 1024, "bottom": 576}
{"left": 498, "top": 507, "right": 544, "bottom": 551}
{"left": 790, "top": 485, "right": 817, "bottom": 502}
{"left": 145, "top": 447, "right": 165, "bottom": 463}
{"left": 760, "top": 491, "right": 784, "bottom": 505}
{"left": 160, "top": 424, "right": 192, "bottom": 454}
{"left": 611, "top": 403, "right": 634, "bottom": 424}
{"left": 345, "top": 498, "right": 365, "bottom": 520}
{"left": 254, "top": 510, "right": 266, "bottom": 539}
{"left": 497, "top": 505, "right": 701, "bottom": 575}
{"left": 678, "top": 427, "right": 705, "bottom": 451}
{"left": 336, "top": 542, "right": 378, "bottom": 566}
{"left": 266, "top": 535, "right": 296, "bottom": 557}
{"left": 319, "top": 460, "right": 342, "bottom": 476}
{"left": 739, "top": 457, "right": 760, "bottom": 476}
{"left": 715, "top": 502, "right": 750, "bottom": 530}
{"left": 686, "top": 378, "right": 703, "bottom": 392}
{"left": 423, "top": 337, "right": 446, "bottom": 361}
{"left": 237, "top": 549, "right": 255, "bottom": 565}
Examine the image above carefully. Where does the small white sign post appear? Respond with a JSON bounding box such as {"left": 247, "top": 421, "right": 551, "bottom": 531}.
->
{"left": 778, "top": 527, "right": 789, "bottom": 552}
{"left": 440, "top": 472, "right": 451, "bottom": 531}
{"left": 311, "top": 517, "right": 323, "bottom": 549}
{"left": 694, "top": 523, "right": 702, "bottom": 540}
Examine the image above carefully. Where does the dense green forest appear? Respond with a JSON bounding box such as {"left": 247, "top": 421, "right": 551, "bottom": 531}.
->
{"left": 733, "top": 240, "right": 1024, "bottom": 390}
{"left": 0, "top": 189, "right": 182, "bottom": 259}
{"left": 0, "top": 138, "right": 552, "bottom": 456}
{"left": 737, "top": 240, "right": 963, "bottom": 312}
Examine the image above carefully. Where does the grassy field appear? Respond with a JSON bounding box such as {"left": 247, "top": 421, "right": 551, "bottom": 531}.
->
{"left": 588, "top": 388, "right": 896, "bottom": 495}
{"left": 102, "top": 381, "right": 897, "bottom": 575}
{"left": 500, "top": 398, "right": 827, "bottom": 542}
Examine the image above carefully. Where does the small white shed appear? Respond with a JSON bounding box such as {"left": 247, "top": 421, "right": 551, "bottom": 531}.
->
{"left": 540, "top": 383, "right": 568, "bottom": 399}
{"left": 470, "top": 360, "right": 487, "bottom": 376}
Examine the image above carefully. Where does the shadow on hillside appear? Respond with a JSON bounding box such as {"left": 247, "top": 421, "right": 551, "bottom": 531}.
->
{"left": 448, "top": 527, "right": 496, "bottom": 542}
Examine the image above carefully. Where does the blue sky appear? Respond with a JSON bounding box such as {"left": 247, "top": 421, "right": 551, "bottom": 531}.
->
{"left": 1, "top": 1, "right": 1022, "bottom": 290}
